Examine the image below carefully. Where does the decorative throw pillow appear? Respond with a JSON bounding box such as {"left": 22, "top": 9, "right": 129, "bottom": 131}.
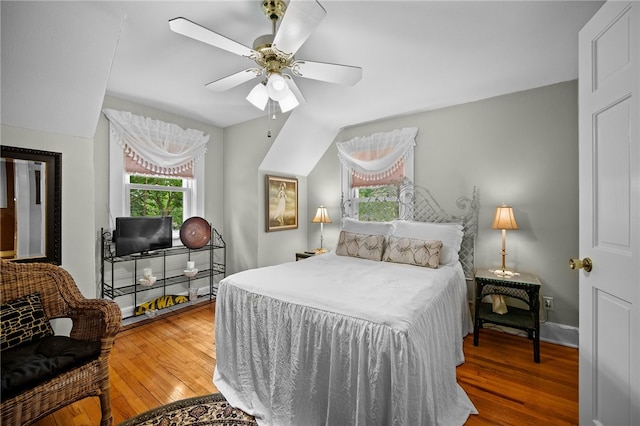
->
{"left": 335, "top": 231, "right": 386, "bottom": 261}
{"left": 392, "top": 220, "right": 463, "bottom": 265}
{"left": 383, "top": 236, "right": 443, "bottom": 268}
{"left": 1, "top": 292, "right": 54, "bottom": 351}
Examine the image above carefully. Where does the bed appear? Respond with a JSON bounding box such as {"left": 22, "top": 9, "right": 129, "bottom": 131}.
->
{"left": 214, "top": 183, "right": 480, "bottom": 425}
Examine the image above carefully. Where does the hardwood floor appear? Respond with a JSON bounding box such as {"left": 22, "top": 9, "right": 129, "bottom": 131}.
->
{"left": 33, "top": 301, "right": 578, "bottom": 425}
{"left": 460, "top": 328, "right": 578, "bottom": 425}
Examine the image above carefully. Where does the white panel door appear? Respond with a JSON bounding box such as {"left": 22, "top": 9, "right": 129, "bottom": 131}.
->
{"left": 578, "top": 2, "right": 640, "bottom": 425}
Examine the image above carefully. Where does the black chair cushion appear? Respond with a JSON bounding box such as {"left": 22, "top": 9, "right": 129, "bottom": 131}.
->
{"left": 1, "top": 335, "right": 101, "bottom": 399}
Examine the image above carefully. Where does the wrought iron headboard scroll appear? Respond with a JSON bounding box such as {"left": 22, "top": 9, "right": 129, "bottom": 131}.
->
{"left": 342, "top": 181, "right": 480, "bottom": 279}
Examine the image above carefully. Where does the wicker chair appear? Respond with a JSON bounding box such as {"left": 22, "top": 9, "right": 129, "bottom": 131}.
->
{"left": 0, "top": 260, "right": 121, "bottom": 426}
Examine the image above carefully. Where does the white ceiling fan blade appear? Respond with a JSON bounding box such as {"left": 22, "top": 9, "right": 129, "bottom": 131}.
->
{"left": 169, "top": 17, "right": 256, "bottom": 58}
{"left": 291, "top": 60, "right": 362, "bottom": 86}
{"left": 272, "top": 0, "right": 326, "bottom": 57}
{"left": 205, "top": 69, "right": 261, "bottom": 92}
{"left": 284, "top": 75, "right": 306, "bottom": 105}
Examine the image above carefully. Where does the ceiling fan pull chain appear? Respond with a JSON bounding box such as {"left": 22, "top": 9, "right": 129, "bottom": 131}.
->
{"left": 267, "top": 100, "right": 273, "bottom": 138}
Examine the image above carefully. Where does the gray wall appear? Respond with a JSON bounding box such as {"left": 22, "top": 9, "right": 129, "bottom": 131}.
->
{"left": 1, "top": 96, "right": 225, "bottom": 301}
{"left": 223, "top": 113, "right": 307, "bottom": 275}
{"left": 1, "top": 80, "right": 579, "bottom": 328}
{"left": 1, "top": 124, "right": 96, "bottom": 298}
{"left": 307, "top": 80, "right": 579, "bottom": 327}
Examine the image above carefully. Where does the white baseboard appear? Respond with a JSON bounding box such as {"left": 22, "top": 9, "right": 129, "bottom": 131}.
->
{"left": 540, "top": 321, "right": 578, "bottom": 348}
{"left": 480, "top": 321, "right": 578, "bottom": 348}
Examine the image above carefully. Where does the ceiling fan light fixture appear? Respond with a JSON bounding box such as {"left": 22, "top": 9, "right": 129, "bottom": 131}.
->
{"left": 247, "top": 82, "right": 269, "bottom": 110}
{"left": 278, "top": 91, "right": 300, "bottom": 113}
{"left": 267, "top": 73, "right": 290, "bottom": 101}
{"left": 170, "top": 0, "right": 362, "bottom": 116}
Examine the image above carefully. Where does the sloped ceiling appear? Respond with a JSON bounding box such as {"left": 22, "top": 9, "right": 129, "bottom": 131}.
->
{"left": 1, "top": 1, "right": 124, "bottom": 138}
{"left": 1, "top": 1, "right": 603, "bottom": 175}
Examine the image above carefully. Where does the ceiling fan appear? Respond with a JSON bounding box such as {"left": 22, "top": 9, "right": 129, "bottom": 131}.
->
{"left": 169, "top": 0, "right": 362, "bottom": 113}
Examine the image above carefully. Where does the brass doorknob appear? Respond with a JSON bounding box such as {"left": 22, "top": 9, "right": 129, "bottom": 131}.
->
{"left": 569, "top": 257, "right": 592, "bottom": 272}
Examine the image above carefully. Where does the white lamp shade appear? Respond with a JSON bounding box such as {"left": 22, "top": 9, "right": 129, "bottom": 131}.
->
{"left": 267, "top": 73, "right": 290, "bottom": 101}
{"left": 278, "top": 92, "right": 300, "bottom": 112}
{"left": 246, "top": 83, "right": 269, "bottom": 110}
{"left": 311, "top": 206, "right": 332, "bottom": 223}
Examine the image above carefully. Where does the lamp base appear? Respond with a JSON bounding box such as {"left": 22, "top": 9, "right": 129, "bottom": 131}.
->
{"left": 315, "top": 248, "right": 328, "bottom": 254}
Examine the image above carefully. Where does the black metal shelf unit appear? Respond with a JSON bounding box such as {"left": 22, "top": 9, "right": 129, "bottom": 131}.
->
{"left": 100, "top": 226, "right": 225, "bottom": 319}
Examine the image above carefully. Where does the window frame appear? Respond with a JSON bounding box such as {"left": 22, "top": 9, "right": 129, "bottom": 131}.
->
{"left": 341, "top": 150, "right": 414, "bottom": 220}
{"left": 125, "top": 177, "right": 191, "bottom": 218}
{"left": 109, "top": 139, "right": 204, "bottom": 239}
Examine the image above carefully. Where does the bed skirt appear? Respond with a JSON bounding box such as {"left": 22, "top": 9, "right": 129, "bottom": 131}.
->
{"left": 214, "top": 275, "right": 477, "bottom": 425}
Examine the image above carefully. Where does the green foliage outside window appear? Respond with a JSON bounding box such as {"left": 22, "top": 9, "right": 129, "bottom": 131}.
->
{"left": 129, "top": 175, "right": 184, "bottom": 229}
{"left": 356, "top": 187, "right": 399, "bottom": 222}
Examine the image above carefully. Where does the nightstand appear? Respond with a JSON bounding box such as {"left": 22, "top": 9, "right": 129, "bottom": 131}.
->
{"left": 295, "top": 251, "right": 316, "bottom": 261}
{"left": 473, "top": 269, "right": 542, "bottom": 363}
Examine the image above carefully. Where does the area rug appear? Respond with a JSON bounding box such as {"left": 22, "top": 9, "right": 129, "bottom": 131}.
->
{"left": 118, "top": 393, "right": 257, "bottom": 426}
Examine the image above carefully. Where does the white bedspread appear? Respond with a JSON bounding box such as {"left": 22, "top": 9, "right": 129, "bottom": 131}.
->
{"left": 214, "top": 252, "right": 477, "bottom": 425}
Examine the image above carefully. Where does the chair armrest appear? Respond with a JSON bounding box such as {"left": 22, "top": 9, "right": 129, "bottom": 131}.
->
{"left": 0, "top": 260, "right": 122, "bottom": 343}
{"left": 43, "top": 264, "right": 122, "bottom": 342}
{"left": 68, "top": 298, "right": 122, "bottom": 342}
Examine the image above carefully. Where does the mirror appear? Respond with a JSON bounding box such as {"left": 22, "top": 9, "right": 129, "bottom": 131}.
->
{"left": 1, "top": 146, "right": 61, "bottom": 264}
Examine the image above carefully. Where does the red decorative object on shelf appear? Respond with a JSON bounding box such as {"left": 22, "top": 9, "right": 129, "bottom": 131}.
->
{"left": 180, "top": 217, "right": 211, "bottom": 249}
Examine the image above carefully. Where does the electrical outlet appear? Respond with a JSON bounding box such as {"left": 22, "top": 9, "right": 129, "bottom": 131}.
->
{"left": 543, "top": 296, "right": 554, "bottom": 311}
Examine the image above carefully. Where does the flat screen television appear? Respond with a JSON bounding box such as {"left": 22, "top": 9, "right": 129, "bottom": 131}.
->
{"left": 113, "top": 216, "right": 173, "bottom": 257}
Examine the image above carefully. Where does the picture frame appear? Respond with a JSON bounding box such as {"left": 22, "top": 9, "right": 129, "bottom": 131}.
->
{"left": 265, "top": 175, "right": 298, "bottom": 232}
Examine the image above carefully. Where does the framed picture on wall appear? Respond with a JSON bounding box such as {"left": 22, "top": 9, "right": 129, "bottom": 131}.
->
{"left": 265, "top": 175, "right": 298, "bottom": 232}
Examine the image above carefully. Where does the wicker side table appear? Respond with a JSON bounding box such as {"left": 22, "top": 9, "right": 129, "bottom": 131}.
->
{"left": 473, "top": 269, "right": 542, "bottom": 363}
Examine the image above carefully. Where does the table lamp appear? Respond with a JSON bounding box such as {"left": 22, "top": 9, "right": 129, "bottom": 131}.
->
{"left": 492, "top": 203, "right": 518, "bottom": 277}
{"left": 311, "top": 206, "right": 332, "bottom": 253}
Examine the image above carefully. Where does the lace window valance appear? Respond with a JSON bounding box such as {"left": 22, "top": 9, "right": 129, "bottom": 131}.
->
{"left": 102, "top": 108, "right": 209, "bottom": 176}
{"left": 337, "top": 127, "right": 417, "bottom": 182}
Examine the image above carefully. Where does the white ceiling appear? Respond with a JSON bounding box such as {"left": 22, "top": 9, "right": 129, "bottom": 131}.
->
{"left": 1, "top": 1, "right": 603, "bottom": 175}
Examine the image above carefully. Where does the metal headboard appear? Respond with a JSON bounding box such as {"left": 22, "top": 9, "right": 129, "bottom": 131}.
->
{"left": 342, "top": 181, "right": 480, "bottom": 279}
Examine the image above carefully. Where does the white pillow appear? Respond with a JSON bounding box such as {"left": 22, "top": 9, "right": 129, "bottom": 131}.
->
{"left": 391, "top": 220, "right": 463, "bottom": 266}
{"left": 341, "top": 217, "right": 394, "bottom": 237}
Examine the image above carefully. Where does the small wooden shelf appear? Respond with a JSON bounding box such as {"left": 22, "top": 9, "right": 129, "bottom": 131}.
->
{"left": 473, "top": 269, "right": 542, "bottom": 363}
{"left": 477, "top": 303, "right": 536, "bottom": 329}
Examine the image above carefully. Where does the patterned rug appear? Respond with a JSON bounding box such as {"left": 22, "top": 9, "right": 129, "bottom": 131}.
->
{"left": 118, "top": 393, "right": 257, "bottom": 426}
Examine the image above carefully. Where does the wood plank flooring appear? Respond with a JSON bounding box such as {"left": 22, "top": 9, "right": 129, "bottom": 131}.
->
{"left": 460, "top": 328, "right": 578, "bottom": 425}
{"left": 33, "top": 301, "right": 578, "bottom": 425}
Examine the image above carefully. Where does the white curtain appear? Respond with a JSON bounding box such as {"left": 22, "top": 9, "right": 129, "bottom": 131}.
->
{"left": 336, "top": 127, "right": 417, "bottom": 181}
{"left": 102, "top": 108, "right": 209, "bottom": 175}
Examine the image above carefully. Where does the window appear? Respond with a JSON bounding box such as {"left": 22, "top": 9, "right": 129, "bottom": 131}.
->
{"left": 104, "top": 109, "right": 208, "bottom": 235}
{"left": 351, "top": 186, "right": 401, "bottom": 222}
{"left": 110, "top": 149, "right": 204, "bottom": 238}
{"left": 338, "top": 128, "right": 417, "bottom": 220}
{"left": 126, "top": 175, "right": 189, "bottom": 231}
